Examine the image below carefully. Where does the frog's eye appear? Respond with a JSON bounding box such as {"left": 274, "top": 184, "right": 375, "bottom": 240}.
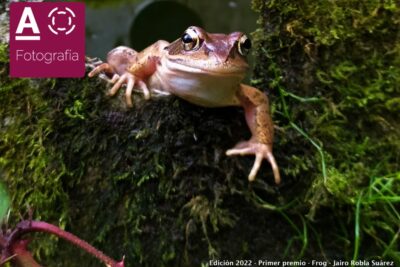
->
{"left": 238, "top": 35, "right": 252, "bottom": 56}
{"left": 181, "top": 28, "right": 200, "bottom": 51}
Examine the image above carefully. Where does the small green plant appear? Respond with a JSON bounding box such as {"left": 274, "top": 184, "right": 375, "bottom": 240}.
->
{"left": 0, "top": 183, "right": 9, "bottom": 222}
{"left": 353, "top": 173, "right": 400, "bottom": 262}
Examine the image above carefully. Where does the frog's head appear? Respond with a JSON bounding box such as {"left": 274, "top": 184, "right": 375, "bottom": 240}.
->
{"left": 165, "top": 26, "right": 251, "bottom": 77}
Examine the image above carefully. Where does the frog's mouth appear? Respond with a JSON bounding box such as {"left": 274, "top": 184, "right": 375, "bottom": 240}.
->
{"left": 165, "top": 58, "right": 248, "bottom": 77}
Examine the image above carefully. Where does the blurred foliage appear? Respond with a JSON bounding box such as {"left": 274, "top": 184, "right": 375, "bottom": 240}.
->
{"left": 252, "top": 0, "right": 400, "bottom": 262}
{"left": 75, "top": 0, "right": 141, "bottom": 9}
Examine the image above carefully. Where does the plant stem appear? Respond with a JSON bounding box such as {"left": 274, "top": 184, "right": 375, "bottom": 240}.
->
{"left": 352, "top": 192, "right": 363, "bottom": 262}
{"left": 6, "top": 220, "right": 124, "bottom": 267}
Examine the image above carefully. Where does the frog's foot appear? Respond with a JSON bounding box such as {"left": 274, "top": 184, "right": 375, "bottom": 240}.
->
{"left": 107, "top": 73, "right": 151, "bottom": 107}
{"left": 226, "top": 141, "right": 280, "bottom": 184}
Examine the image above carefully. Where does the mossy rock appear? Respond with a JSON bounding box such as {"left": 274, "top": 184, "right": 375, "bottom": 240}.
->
{"left": 252, "top": 0, "right": 400, "bottom": 262}
{"left": 0, "top": 42, "right": 288, "bottom": 266}
{"left": 1, "top": 0, "right": 400, "bottom": 266}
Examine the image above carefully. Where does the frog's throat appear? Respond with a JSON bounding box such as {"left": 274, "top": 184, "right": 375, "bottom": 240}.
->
{"left": 164, "top": 58, "right": 247, "bottom": 77}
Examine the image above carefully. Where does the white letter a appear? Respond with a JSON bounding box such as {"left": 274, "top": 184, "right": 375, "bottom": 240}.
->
{"left": 16, "top": 7, "right": 40, "bottom": 34}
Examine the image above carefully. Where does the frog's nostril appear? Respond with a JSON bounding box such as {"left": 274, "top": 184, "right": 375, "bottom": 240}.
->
{"left": 212, "top": 50, "right": 231, "bottom": 64}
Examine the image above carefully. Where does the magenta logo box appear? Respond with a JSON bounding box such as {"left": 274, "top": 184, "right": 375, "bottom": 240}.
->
{"left": 10, "top": 2, "right": 85, "bottom": 78}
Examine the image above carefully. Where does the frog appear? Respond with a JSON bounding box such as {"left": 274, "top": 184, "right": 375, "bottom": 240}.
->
{"left": 88, "top": 26, "right": 281, "bottom": 184}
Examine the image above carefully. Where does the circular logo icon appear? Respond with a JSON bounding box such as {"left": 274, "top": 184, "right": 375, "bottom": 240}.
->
{"left": 48, "top": 7, "right": 76, "bottom": 35}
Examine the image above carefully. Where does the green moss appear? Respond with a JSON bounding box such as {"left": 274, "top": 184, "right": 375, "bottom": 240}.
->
{"left": 252, "top": 0, "right": 400, "bottom": 262}
{"left": 0, "top": 44, "right": 8, "bottom": 62}
{"left": 1, "top": 0, "right": 400, "bottom": 265}
{"left": 0, "top": 40, "right": 288, "bottom": 266}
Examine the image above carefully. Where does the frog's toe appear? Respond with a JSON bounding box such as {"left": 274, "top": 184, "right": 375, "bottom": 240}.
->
{"left": 110, "top": 74, "right": 120, "bottom": 83}
{"left": 226, "top": 141, "right": 280, "bottom": 184}
{"left": 88, "top": 63, "right": 111, "bottom": 78}
{"left": 108, "top": 73, "right": 131, "bottom": 97}
{"left": 107, "top": 73, "right": 153, "bottom": 107}
{"left": 137, "top": 80, "right": 151, "bottom": 100}
{"left": 225, "top": 140, "right": 252, "bottom": 154}
{"left": 125, "top": 75, "right": 135, "bottom": 107}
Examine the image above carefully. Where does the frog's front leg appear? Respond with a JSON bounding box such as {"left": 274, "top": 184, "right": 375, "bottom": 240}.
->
{"left": 226, "top": 84, "right": 281, "bottom": 184}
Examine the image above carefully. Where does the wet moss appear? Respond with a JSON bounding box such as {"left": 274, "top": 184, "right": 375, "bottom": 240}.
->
{"left": 1, "top": 0, "right": 400, "bottom": 266}
{"left": 0, "top": 41, "right": 287, "bottom": 266}
{"left": 252, "top": 0, "right": 400, "bottom": 262}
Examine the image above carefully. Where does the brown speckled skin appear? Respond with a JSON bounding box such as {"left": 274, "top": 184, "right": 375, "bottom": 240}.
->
{"left": 88, "top": 26, "right": 280, "bottom": 184}
{"left": 238, "top": 85, "right": 273, "bottom": 145}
